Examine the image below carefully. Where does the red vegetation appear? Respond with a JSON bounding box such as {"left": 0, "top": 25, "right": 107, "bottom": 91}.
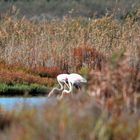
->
{"left": 33, "top": 66, "right": 62, "bottom": 78}
{"left": 73, "top": 45, "right": 106, "bottom": 70}
{"left": 0, "top": 61, "right": 55, "bottom": 86}
{"left": 0, "top": 70, "right": 54, "bottom": 86}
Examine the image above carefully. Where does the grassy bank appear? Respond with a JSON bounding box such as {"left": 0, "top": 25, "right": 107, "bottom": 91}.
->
{"left": 0, "top": 61, "right": 54, "bottom": 96}
{"left": 0, "top": 83, "right": 49, "bottom": 96}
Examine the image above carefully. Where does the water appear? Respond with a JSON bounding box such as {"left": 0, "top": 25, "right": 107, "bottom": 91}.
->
{"left": 0, "top": 97, "right": 49, "bottom": 111}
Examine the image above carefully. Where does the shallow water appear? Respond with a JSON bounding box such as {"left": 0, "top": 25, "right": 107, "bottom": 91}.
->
{"left": 0, "top": 97, "right": 49, "bottom": 111}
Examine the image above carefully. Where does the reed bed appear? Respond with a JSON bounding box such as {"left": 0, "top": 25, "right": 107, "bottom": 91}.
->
{"left": 0, "top": 9, "right": 139, "bottom": 72}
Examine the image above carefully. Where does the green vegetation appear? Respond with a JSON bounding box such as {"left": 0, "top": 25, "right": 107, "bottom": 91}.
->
{"left": 0, "top": 83, "right": 48, "bottom": 96}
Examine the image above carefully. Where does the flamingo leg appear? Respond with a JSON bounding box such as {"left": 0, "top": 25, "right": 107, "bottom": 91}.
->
{"left": 57, "top": 82, "right": 73, "bottom": 100}
{"left": 48, "top": 81, "right": 64, "bottom": 97}
{"left": 64, "top": 81, "right": 70, "bottom": 89}
{"left": 57, "top": 91, "right": 64, "bottom": 100}
{"left": 48, "top": 88, "right": 55, "bottom": 97}
{"left": 57, "top": 90, "right": 70, "bottom": 100}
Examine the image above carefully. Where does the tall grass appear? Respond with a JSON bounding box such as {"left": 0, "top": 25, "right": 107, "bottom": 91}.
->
{"left": 0, "top": 9, "right": 139, "bottom": 72}
{"left": 0, "top": 95, "right": 140, "bottom": 140}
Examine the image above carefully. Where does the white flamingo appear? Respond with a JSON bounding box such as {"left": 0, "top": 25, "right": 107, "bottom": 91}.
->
{"left": 48, "top": 74, "right": 69, "bottom": 97}
{"left": 57, "top": 73, "right": 87, "bottom": 99}
{"left": 48, "top": 73, "right": 87, "bottom": 99}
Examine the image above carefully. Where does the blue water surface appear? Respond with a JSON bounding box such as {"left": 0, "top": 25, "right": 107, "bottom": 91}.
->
{"left": 0, "top": 97, "right": 49, "bottom": 111}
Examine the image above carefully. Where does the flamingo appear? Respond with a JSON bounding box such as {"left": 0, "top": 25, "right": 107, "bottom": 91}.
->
{"left": 48, "top": 73, "right": 87, "bottom": 99}
{"left": 57, "top": 73, "right": 87, "bottom": 99}
{"left": 48, "top": 74, "right": 69, "bottom": 97}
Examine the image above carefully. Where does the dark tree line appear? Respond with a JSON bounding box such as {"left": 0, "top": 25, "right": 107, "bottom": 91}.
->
{"left": 4, "top": 0, "right": 34, "bottom": 1}
{"left": 4, "top": 0, "right": 51, "bottom": 1}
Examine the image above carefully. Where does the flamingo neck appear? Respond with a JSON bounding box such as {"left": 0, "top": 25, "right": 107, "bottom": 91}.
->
{"left": 58, "top": 81, "right": 64, "bottom": 90}
{"left": 62, "top": 81, "right": 73, "bottom": 93}
{"left": 68, "top": 82, "right": 73, "bottom": 93}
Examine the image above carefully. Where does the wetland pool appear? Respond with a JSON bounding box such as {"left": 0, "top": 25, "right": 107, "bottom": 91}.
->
{"left": 0, "top": 97, "right": 49, "bottom": 111}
